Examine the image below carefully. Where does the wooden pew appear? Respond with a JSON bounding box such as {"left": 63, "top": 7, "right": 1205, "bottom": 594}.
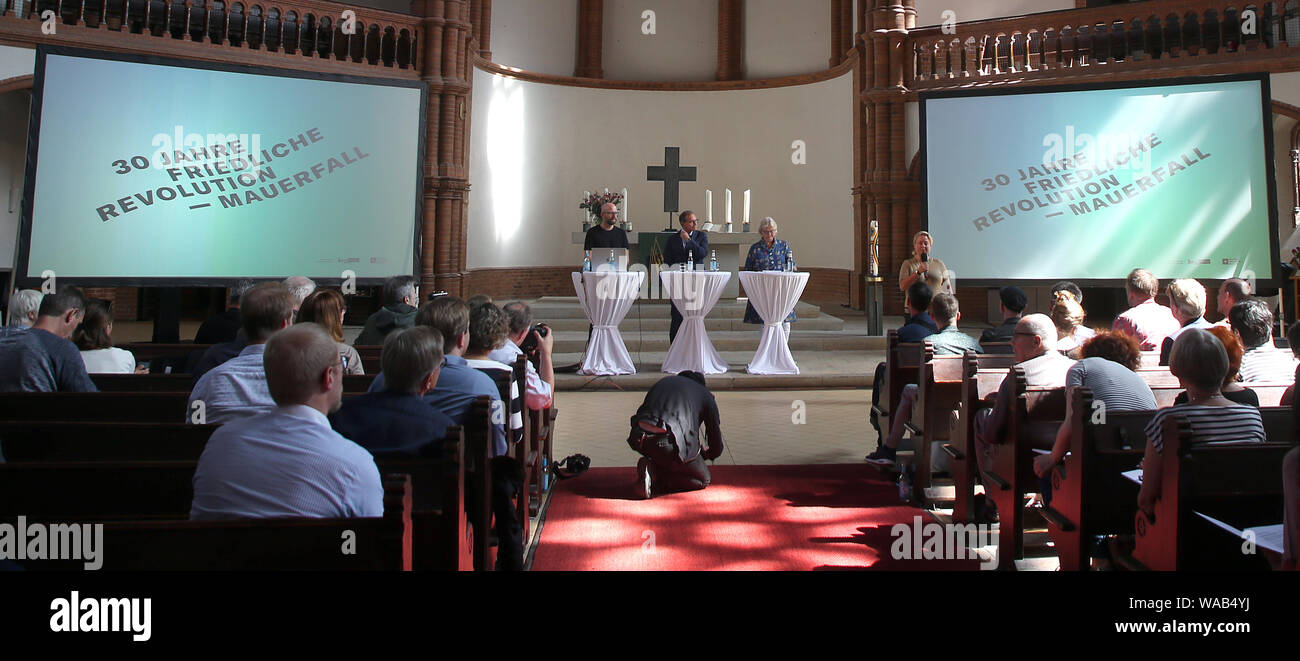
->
{"left": 463, "top": 396, "right": 496, "bottom": 571}
{"left": 20, "top": 476, "right": 415, "bottom": 571}
{"left": 0, "top": 392, "right": 191, "bottom": 423}
{"left": 0, "top": 460, "right": 197, "bottom": 520}
{"left": 981, "top": 341, "right": 1013, "bottom": 355}
{"left": 0, "top": 421, "right": 219, "bottom": 462}
{"left": 528, "top": 406, "right": 558, "bottom": 516}
{"left": 906, "top": 347, "right": 1015, "bottom": 502}
{"left": 1126, "top": 412, "right": 1296, "bottom": 570}
{"left": 871, "top": 331, "right": 925, "bottom": 440}
{"left": 89, "top": 373, "right": 378, "bottom": 393}
{"left": 944, "top": 357, "right": 1012, "bottom": 523}
{"left": 354, "top": 345, "right": 383, "bottom": 374}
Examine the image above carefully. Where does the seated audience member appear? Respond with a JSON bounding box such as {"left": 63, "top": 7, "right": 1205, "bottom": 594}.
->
{"left": 869, "top": 282, "right": 937, "bottom": 444}
{"left": 490, "top": 301, "right": 555, "bottom": 410}
{"left": 981, "top": 286, "right": 1028, "bottom": 345}
{"left": 1050, "top": 290, "right": 1088, "bottom": 354}
{"left": 330, "top": 326, "right": 452, "bottom": 457}
{"left": 5, "top": 289, "right": 43, "bottom": 329}
{"left": 195, "top": 279, "right": 253, "bottom": 345}
{"left": 190, "top": 323, "right": 382, "bottom": 520}
{"left": 973, "top": 314, "right": 1075, "bottom": 505}
{"left": 1230, "top": 298, "right": 1297, "bottom": 384}
{"left": 1035, "top": 330, "right": 1157, "bottom": 479}
{"left": 367, "top": 296, "right": 506, "bottom": 456}
{"left": 297, "top": 289, "right": 364, "bottom": 375}
{"left": 464, "top": 302, "right": 524, "bottom": 443}
{"left": 1050, "top": 281, "right": 1095, "bottom": 345}
{"left": 867, "top": 293, "right": 982, "bottom": 467}
{"left": 1173, "top": 326, "right": 1257, "bottom": 406}
{"left": 74, "top": 298, "right": 141, "bottom": 374}
{"left": 1113, "top": 268, "right": 1179, "bottom": 351}
{"left": 1283, "top": 322, "right": 1300, "bottom": 406}
{"left": 0, "top": 285, "right": 97, "bottom": 393}
{"left": 1214, "top": 277, "right": 1251, "bottom": 327}
{"left": 1158, "top": 279, "right": 1212, "bottom": 365}
{"left": 282, "top": 276, "right": 317, "bottom": 314}
{"left": 1283, "top": 445, "right": 1299, "bottom": 570}
{"left": 354, "top": 275, "right": 419, "bottom": 346}
{"left": 1137, "top": 329, "right": 1266, "bottom": 515}
{"left": 467, "top": 294, "right": 494, "bottom": 308}
{"left": 188, "top": 283, "right": 295, "bottom": 424}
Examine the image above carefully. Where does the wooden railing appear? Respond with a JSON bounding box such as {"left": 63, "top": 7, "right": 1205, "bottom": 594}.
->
{"left": 0, "top": 0, "right": 421, "bottom": 70}
{"left": 907, "top": 0, "right": 1300, "bottom": 89}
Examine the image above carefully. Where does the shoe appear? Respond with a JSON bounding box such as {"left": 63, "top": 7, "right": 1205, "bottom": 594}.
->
{"left": 864, "top": 446, "right": 897, "bottom": 468}
{"left": 634, "top": 458, "right": 653, "bottom": 499}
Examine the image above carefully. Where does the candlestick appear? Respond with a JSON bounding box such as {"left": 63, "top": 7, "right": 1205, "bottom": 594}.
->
{"left": 743, "top": 189, "right": 750, "bottom": 225}
{"left": 706, "top": 190, "right": 712, "bottom": 222}
{"left": 725, "top": 189, "right": 732, "bottom": 225}
{"left": 622, "top": 187, "right": 628, "bottom": 221}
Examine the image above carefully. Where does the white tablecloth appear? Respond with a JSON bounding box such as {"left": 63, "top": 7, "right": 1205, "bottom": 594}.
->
{"left": 659, "top": 270, "right": 730, "bottom": 375}
{"left": 572, "top": 271, "right": 645, "bottom": 375}
{"left": 738, "top": 271, "right": 809, "bottom": 374}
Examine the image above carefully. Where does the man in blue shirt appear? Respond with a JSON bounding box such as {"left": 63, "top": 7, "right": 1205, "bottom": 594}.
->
{"left": 189, "top": 283, "right": 294, "bottom": 424}
{"left": 191, "top": 323, "right": 383, "bottom": 520}
{"left": 0, "top": 285, "right": 97, "bottom": 393}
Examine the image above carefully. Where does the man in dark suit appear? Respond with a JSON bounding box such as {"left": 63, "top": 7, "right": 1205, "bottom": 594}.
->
{"left": 981, "top": 285, "right": 1028, "bottom": 345}
{"left": 662, "top": 210, "right": 710, "bottom": 342}
{"left": 628, "top": 371, "right": 723, "bottom": 499}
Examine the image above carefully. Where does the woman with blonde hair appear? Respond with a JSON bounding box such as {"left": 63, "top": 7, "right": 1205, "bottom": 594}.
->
{"left": 1051, "top": 290, "right": 1089, "bottom": 354}
{"left": 898, "top": 231, "right": 954, "bottom": 302}
{"left": 296, "top": 289, "right": 364, "bottom": 375}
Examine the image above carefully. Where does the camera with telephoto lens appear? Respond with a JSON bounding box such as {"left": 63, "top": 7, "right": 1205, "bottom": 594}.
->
{"left": 519, "top": 323, "right": 549, "bottom": 357}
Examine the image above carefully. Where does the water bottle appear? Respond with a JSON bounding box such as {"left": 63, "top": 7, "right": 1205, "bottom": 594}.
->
{"left": 583, "top": 250, "right": 592, "bottom": 272}
{"left": 608, "top": 251, "right": 616, "bottom": 270}
{"left": 541, "top": 457, "right": 550, "bottom": 490}
{"left": 787, "top": 250, "right": 796, "bottom": 272}
{"left": 709, "top": 250, "right": 718, "bottom": 272}
{"left": 898, "top": 464, "right": 913, "bottom": 502}
{"left": 687, "top": 249, "right": 694, "bottom": 272}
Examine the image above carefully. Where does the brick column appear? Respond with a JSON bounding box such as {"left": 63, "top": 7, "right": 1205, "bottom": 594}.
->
{"left": 716, "top": 0, "right": 744, "bottom": 81}
{"left": 575, "top": 0, "right": 603, "bottom": 78}
{"left": 416, "top": 0, "right": 475, "bottom": 297}
{"left": 830, "top": 0, "right": 853, "bottom": 67}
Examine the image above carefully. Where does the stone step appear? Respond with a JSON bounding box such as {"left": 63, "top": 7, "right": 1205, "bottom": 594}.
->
{"left": 549, "top": 330, "right": 876, "bottom": 353}
{"left": 530, "top": 297, "right": 824, "bottom": 319}
{"left": 539, "top": 314, "right": 846, "bottom": 332}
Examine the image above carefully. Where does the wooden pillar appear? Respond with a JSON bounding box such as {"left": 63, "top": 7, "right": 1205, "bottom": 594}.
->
{"left": 417, "top": 0, "right": 475, "bottom": 297}
{"left": 575, "top": 0, "right": 603, "bottom": 78}
{"left": 717, "top": 0, "right": 744, "bottom": 81}
{"left": 830, "top": 0, "right": 853, "bottom": 67}
{"left": 478, "top": 0, "right": 492, "bottom": 60}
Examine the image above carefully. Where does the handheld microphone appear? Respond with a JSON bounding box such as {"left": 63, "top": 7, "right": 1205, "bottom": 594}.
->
{"left": 920, "top": 252, "right": 929, "bottom": 263}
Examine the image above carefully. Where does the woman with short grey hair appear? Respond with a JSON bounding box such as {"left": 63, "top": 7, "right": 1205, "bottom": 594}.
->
{"left": 6, "top": 289, "right": 43, "bottom": 327}
{"left": 742, "top": 216, "right": 796, "bottom": 331}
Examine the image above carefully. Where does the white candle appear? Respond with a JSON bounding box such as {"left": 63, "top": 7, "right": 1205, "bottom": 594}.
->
{"left": 622, "top": 187, "right": 628, "bottom": 221}
{"left": 584, "top": 190, "right": 591, "bottom": 220}
{"left": 725, "top": 189, "right": 732, "bottom": 225}
{"left": 706, "top": 190, "right": 712, "bottom": 222}
{"left": 743, "top": 189, "right": 751, "bottom": 225}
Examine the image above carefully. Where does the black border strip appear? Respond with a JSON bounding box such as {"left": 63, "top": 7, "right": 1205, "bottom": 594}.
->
{"left": 14, "top": 45, "right": 428, "bottom": 288}
{"left": 918, "top": 72, "right": 1282, "bottom": 289}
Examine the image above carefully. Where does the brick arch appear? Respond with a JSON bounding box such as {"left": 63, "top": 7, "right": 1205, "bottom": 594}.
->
{"left": 0, "top": 75, "right": 33, "bottom": 94}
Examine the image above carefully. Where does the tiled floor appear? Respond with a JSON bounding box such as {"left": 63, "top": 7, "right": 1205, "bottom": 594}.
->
{"left": 551, "top": 389, "right": 872, "bottom": 468}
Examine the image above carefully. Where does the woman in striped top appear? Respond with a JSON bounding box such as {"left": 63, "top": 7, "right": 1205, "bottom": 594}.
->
{"left": 1137, "top": 328, "right": 1266, "bottom": 515}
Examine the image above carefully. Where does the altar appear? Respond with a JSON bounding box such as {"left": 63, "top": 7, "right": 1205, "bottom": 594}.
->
{"left": 571, "top": 229, "right": 759, "bottom": 299}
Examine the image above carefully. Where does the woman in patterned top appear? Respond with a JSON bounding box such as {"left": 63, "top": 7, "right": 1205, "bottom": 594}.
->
{"left": 1137, "top": 328, "right": 1266, "bottom": 515}
{"left": 742, "top": 216, "right": 796, "bottom": 327}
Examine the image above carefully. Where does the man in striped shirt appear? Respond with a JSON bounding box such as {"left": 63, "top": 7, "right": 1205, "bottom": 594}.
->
{"left": 1230, "top": 298, "right": 1297, "bottom": 384}
{"left": 1137, "top": 329, "right": 1266, "bottom": 514}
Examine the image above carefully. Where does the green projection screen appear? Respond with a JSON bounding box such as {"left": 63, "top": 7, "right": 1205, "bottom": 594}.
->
{"left": 921, "top": 74, "right": 1279, "bottom": 286}
{"left": 16, "top": 46, "right": 426, "bottom": 286}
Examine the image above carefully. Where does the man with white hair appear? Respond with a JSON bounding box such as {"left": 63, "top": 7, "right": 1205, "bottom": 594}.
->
{"left": 282, "top": 276, "right": 318, "bottom": 312}
{"left": 354, "top": 275, "right": 418, "bottom": 346}
{"left": 972, "top": 313, "right": 1075, "bottom": 514}
{"left": 5, "top": 289, "right": 42, "bottom": 330}
{"left": 1158, "top": 278, "right": 1212, "bottom": 365}
{"left": 191, "top": 322, "right": 382, "bottom": 520}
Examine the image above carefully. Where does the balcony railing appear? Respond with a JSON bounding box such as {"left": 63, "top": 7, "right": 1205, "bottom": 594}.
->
{"left": 907, "top": 0, "right": 1300, "bottom": 89}
{"left": 0, "top": 0, "right": 421, "bottom": 70}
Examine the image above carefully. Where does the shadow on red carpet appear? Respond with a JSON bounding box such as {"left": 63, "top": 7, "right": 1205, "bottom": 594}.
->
{"left": 531, "top": 464, "right": 984, "bottom": 571}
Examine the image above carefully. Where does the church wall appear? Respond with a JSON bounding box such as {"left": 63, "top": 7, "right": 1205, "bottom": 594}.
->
{"left": 0, "top": 90, "right": 29, "bottom": 271}
{"left": 490, "top": 0, "right": 578, "bottom": 77}
{"left": 0, "top": 44, "right": 34, "bottom": 82}
{"left": 744, "top": 0, "right": 829, "bottom": 79}
{"left": 466, "top": 66, "right": 854, "bottom": 275}
{"left": 913, "top": 0, "right": 1076, "bottom": 27}
{"left": 602, "top": 0, "right": 717, "bottom": 81}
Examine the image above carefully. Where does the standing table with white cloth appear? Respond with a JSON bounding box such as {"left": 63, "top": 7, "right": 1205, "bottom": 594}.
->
{"left": 659, "top": 270, "right": 731, "bottom": 374}
{"left": 572, "top": 270, "right": 646, "bottom": 375}
{"left": 737, "top": 271, "right": 809, "bottom": 374}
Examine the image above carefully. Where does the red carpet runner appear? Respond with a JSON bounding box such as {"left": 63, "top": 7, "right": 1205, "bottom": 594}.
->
{"left": 531, "top": 464, "right": 982, "bottom": 571}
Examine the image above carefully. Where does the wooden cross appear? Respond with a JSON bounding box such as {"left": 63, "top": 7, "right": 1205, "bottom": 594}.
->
{"left": 646, "top": 147, "right": 697, "bottom": 213}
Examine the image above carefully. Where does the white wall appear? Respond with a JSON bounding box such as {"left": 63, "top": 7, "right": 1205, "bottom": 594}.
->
{"left": 745, "top": 0, "right": 829, "bottom": 79}
{"left": 490, "top": 0, "right": 578, "bottom": 76}
{"left": 0, "top": 45, "right": 35, "bottom": 83}
{"left": 467, "top": 66, "right": 855, "bottom": 270}
{"left": 914, "top": 0, "right": 1076, "bottom": 27}
{"left": 603, "top": 0, "right": 716, "bottom": 81}
{"left": 0, "top": 91, "right": 30, "bottom": 270}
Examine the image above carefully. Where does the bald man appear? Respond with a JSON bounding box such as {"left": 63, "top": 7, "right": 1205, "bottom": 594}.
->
{"left": 191, "top": 323, "right": 382, "bottom": 520}
{"left": 583, "top": 202, "right": 629, "bottom": 251}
